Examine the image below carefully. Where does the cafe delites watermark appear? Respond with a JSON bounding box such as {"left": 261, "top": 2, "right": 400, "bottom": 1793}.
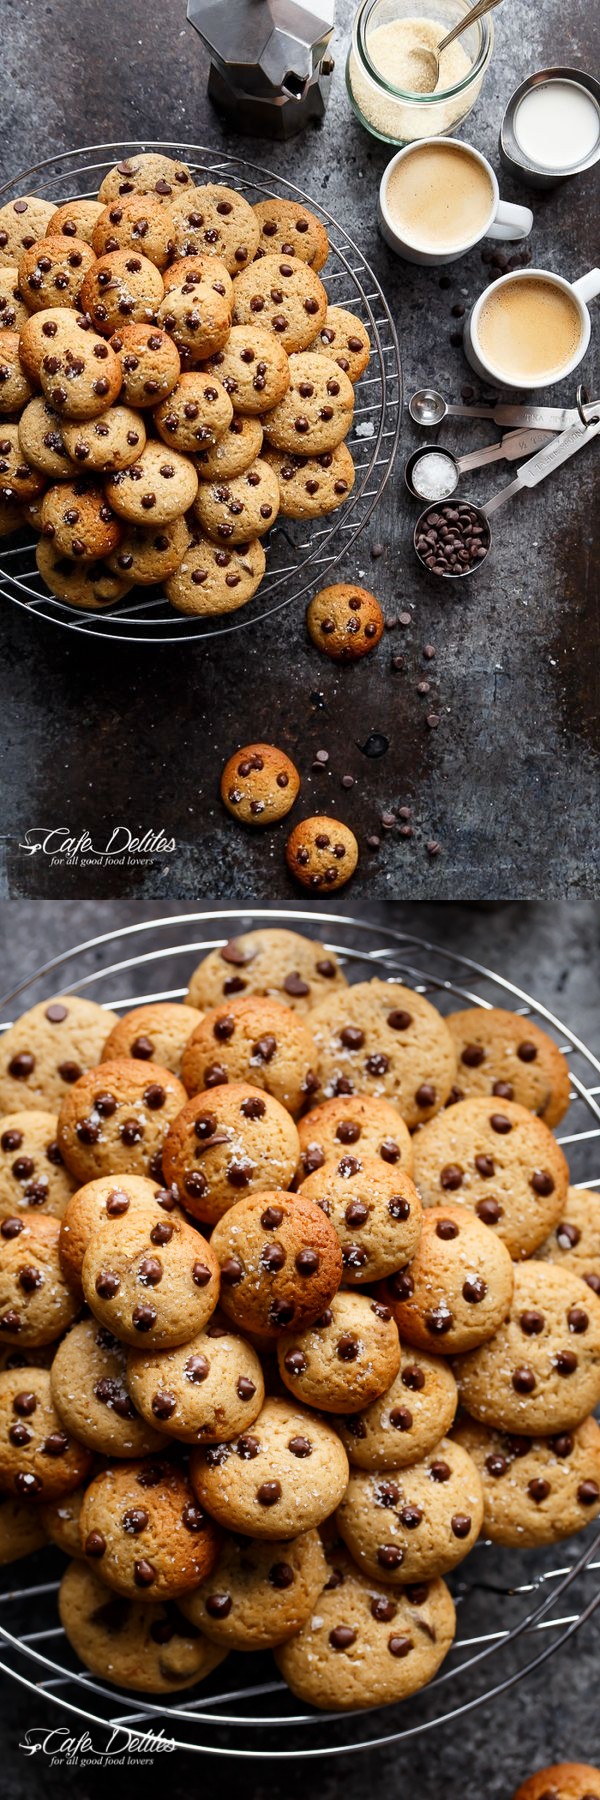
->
{"left": 19, "top": 1723, "right": 176, "bottom": 1765}
{"left": 15, "top": 826, "right": 176, "bottom": 869}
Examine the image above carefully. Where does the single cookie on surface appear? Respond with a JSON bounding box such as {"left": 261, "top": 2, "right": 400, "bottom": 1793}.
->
{"left": 79, "top": 1456, "right": 221, "bottom": 1599}
{"left": 165, "top": 530, "right": 266, "bottom": 616}
{"left": 300, "top": 1155, "right": 422, "bottom": 1284}
{"left": 162, "top": 1082, "right": 300, "bottom": 1225}
{"left": 50, "top": 1318, "right": 167, "bottom": 1457}
{"left": 127, "top": 1321, "right": 265, "bottom": 1443}
{"left": 306, "top": 583, "right": 385, "bottom": 661}
{"left": 453, "top": 1413, "right": 600, "bottom": 1547}
{"left": 262, "top": 352, "right": 355, "bottom": 456}
{"left": 18, "top": 235, "right": 95, "bottom": 311}
{"left": 81, "top": 1206, "right": 220, "bottom": 1350}
{"left": 0, "top": 197, "right": 56, "bottom": 267}
{"left": 59, "top": 1558, "right": 226, "bottom": 1692}
{"left": 277, "top": 1290, "right": 400, "bottom": 1413}
{"left": 264, "top": 443, "right": 355, "bottom": 521}
{"left": 0, "top": 1212, "right": 80, "bottom": 1346}
{"left": 453, "top": 1262, "right": 600, "bottom": 1436}
{"left": 534, "top": 1187, "right": 600, "bottom": 1296}
{"left": 0, "top": 331, "right": 34, "bottom": 412}
{"left": 181, "top": 995, "right": 317, "bottom": 1119}
{"left": 381, "top": 1202, "right": 514, "bottom": 1354}
{"left": 336, "top": 1436, "right": 484, "bottom": 1583}
{"left": 18, "top": 398, "right": 71, "bottom": 478}
{"left": 220, "top": 743, "right": 300, "bottom": 826}
{"left": 180, "top": 1526, "right": 327, "bottom": 1650}
{"left": 61, "top": 406, "right": 146, "bottom": 473}
{"left": 511, "top": 1764, "right": 600, "bottom": 1800}
{"left": 0, "top": 425, "right": 46, "bottom": 503}
{"left": 336, "top": 1345, "right": 457, "bottom": 1470}
{"left": 193, "top": 456, "right": 279, "bottom": 544}
{"left": 57, "top": 1057, "right": 187, "bottom": 1185}
{"left": 232, "top": 253, "right": 327, "bottom": 355}
{"left": 41, "top": 1482, "right": 88, "bottom": 1559}
{"left": 204, "top": 324, "right": 290, "bottom": 417}
{"left": 47, "top": 199, "right": 106, "bottom": 246}
{"left": 59, "top": 1174, "right": 185, "bottom": 1299}
{"left": 275, "top": 1549, "right": 456, "bottom": 1711}
{"left": 167, "top": 183, "right": 259, "bottom": 274}
{"left": 297, "top": 1094, "right": 413, "bottom": 1182}
{"left": 154, "top": 371, "right": 233, "bottom": 454}
{"left": 411, "top": 1095, "right": 569, "bottom": 1259}
{"left": 102, "top": 1003, "right": 203, "bottom": 1077}
{"left": 92, "top": 195, "right": 176, "bottom": 268}
{"left": 110, "top": 322, "right": 180, "bottom": 408}
{"left": 285, "top": 816, "right": 359, "bottom": 893}
{"left": 308, "top": 307, "right": 371, "bottom": 381}
{"left": 195, "top": 413, "right": 263, "bottom": 482}
{"left": 156, "top": 281, "right": 231, "bottom": 360}
{"left": 107, "top": 516, "right": 188, "bottom": 586}
{"left": 0, "top": 1111, "right": 76, "bottom": 1220}
{"left": 309, "top": 979, "right": 457, "bottom": 1126}
{"left": 210, "top": 1189, "right": 342, "bottom": 1341}
{"left": 0, "top": 1366, "right": 93, "bottom": 1500}
{"left": 186, "top": 926, "right": 346, "bottom": 1016}
{"left": 104, "top": 442, "right": 198, "bottom": 526}
{"left": 41, "top": 481, "right": 123, "bottom": 562}
{"left": 0, "top": 1490, "right": 47, "bottom": 1564}
{"left": 253, "top": 198, "right": 329, "bottom": 272}
{"left": 445, "top": 1007, "right": 572, "bottom": 1126}
{"left": 98, "top": 154, "right": 193, "bottom": 207}
{"left": 80, "top": 250, "right": 164, "bottom": 336}
{"left": 35, "top": 541, "right": 133, "bottom": 610}
{"left": 190, "top": 1395, "right": 349, "bottom": 1538}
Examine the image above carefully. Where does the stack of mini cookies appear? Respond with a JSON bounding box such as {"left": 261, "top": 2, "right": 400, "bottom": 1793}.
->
{"left": 1, "top": 926, "right": 599, "bottom": 1713}
{"left": 0, "top": 153, "right": 371, "bottom": 616}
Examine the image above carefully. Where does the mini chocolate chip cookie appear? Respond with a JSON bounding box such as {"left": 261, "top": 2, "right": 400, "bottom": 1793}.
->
{"left": 181, "top": 1526, "right": 326, "bottom": 1650}
{"left": 453, "top": 1412, "right": 600, "bottom": 1547}
{"left": 277, "top": 1290, "right": 400, "bottom": 1412}
{"left": 106, "top": 516, "right": 189, "bottom": 585}
{"left": 79, "top": 1456, "right": 220, "bottom": 1598}
{"left": 81, "top": 251, "right": 164, "bottom": 335}
{"left": 336, "top": 1436, "right": 484, "bottom": 1583}
{"left": 454, "top": 1262, "right": 600, "bottom": 1434}
{"left": 110, "top": 322, "right": 180, "bottom": 407}
{"left": 98, "top": 154, "right": 193, "bottom": 208}
{"left": 59, "top": 1173, "right": 185, "bottom": 1299}
{"left": 194, "top": 413, "right": 263, "bottom": 481}
{"left": 411, "top": 1095, "right": 569, "bottom": 1258}
{"left": 0, "top": 1366, "right": 93, "bottom": 1500}
{"left": 309, "top": 981, "right": 458, "bottom": 1127}
{"left": 300, "top": 1155, "right": 422, "bottom": 1284}
{"left": 534, "top": 1187, "right": 600, "bottom": 1296}
{"left": 57, "top": 1057, "right": 187, "bottom": 1185}
{"left": 50, "top": 1318, "right": 167, "bottom": 1458}
{"left": 382, "top": 1202, "right": 515, "bottom": 1354}
{"left": 25, "top": 312, "right": 124, "bottom": 420}
{"left": 0, "top": 1212, "right": 79, "bottom": 1346}
{"left": 308, "top": 307, "right": 371, "bottom": 381}
{"left": 275, "top": 1549, "right": 456, "bottom": 1711}
{"left": 127, "top": 1321, "right": 265, "bottom": 1443}
{"left": 193, "top": 456, "right": 280, "bottom": 544}
{"left": 41, "top": 481, "right": 123, "bottom": 561}
{"left": 0, "top": 266, "right": 28, "bottom": 333}
{"left": 168, "top": 183, "right": 259, "bottom": 274}
{"left": 264, "top": 443, "right": 356, "bottom": 521}
{"left": 336, "top": 1345, "right": 458, "bottom": 1470}
{"left": 220, "top": 742, "right": 300, "bottom": 827}
{"left": 191, "top": 1395, "right": 349, "bottom": 1538}
{"left": 262, "top": 352, "right": 355, "bottom": 456}
{"left": 186, "top": 927, "right": 346, "bottom": 1016}
{"left": 0, "top": 424, "right": 46, "bottom": 502}
{"left": 0, "top": 331, "right": 34, "bottom": 413}
{"left": 0, "top": 1111, "right": 76, "bottom": 1221}
{"left": 210, "top": 1189, "right": 342, "bottom": 1340}
{"left": 232, "top": 254, "right": 327, "bottom": 355}
{"left": 81, "top": 1206, "right": 220, "bottom": 1350}
{"left": 181, "top": 995, "right": 317, "bottom": 1118}
{"left": 40, "top": 1481, "right": 88, "bottom": 1558}
{"left": 35, "top": 540, "right": 133, "bottom": 610}
{"left": 18, "top": 398, "right": 70, "bottom": 477}
{"left": 296, "top": 1095, "right": 413, "bottom": 1181}
{"left": 252, "top": 199, "right": 329, "bottom": 272}
{"left": 0, "top": 1489, "right": 47, "bottom": 1563}
{"left": 512, "top": 1763, "right": 600, "bottom": 1800}
{"left": 92, "top": 195, "right": 175, "bottom": 268}
{"left": 47, "top": 199, "right": 106, "bottom": 246}
{"left": 204, "top": 324, "right": 290, "bottom": 416}
{"left": 104, "top": 442, "right": 198, "bottom": 525}
{"left": 445, "top": 1007, "right": 572, "bottom": 1127}
{"left": 306, "top": 582, "right": 385, "bottom": 661}
{"left": 154, "top": 371, "right": 233, "bottom": 453}
{"left": 162, "top": 1082, "right": 300, "bottom": 1225}
{"left": 163, "top": 254, "right": 233, "bottom": 306}
{"left": 18, "top": 235, "right": 96, "bottom": 311}
{"left": 285, "top": 816, "right": 359, "bottom": 892}
{"left": 102, "top": 1003, "right": 203, "bottom": 1076}
{"left": 0, "top": 196, "right": 56, "bottom": 267}
{"left": 156, "top": 280, "right": 231, "bottom": 359}
{"left": 59, "top": 1558, "right": 226, "bottom": 1691}
{"left": 61, "top": 406, "right": 147, "bottom": 472}
{"left": 165, "top": 530, "right": 266, "bottom": 616}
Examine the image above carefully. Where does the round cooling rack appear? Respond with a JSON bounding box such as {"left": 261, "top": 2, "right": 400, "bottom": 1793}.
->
{"left": 0, "top": 907, "right": 599, "bottom": 1757}
{"left": 0, "top": 142, "right": 401, "bottom": 646}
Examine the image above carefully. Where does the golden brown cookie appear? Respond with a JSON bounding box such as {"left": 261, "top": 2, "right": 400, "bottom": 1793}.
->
{"left": 336, "top": 1436, "right": 484, "bottom": 1582}
{"left": 59, "top": 1173, "right": 185, "bottom": 1300}
{"left": 80, "top": 250, "right": 164, "bottom": 335}
{"left": 18, "top": 235, "right": 95, "bottom": 311}
{"left": 306, "top": 583, "right": 385, "bottom": 661}
{"left": 165, "top": 530, "right": 266, "bottom": 616}
{"left": 190, "top": 1395, "right": 349, "bottom": 1538}
{"left": 512, "top": 1764, "right": 600, "bottom": 1800}
{"left": 308, "top": 307, "right": 371, "bottom": 380}
{"left": 60, "top": 406, "right": 146, "bottom": 472}
{"left": 300, "top": 1155, "right": 422, "bottom": 1283}
{"left": 0, "top": 1212, "right": 80, "bottom": 1346}
{"left": 0, "top": 1365, "right": 93, "bottom": 1500}
{"left": 167, "top": 183, "right": 259, "bottom": 274}
{"left": 106, "top": 517, "right": 188, "bottom": 585}
{"left": 59, "top": 1557, "right": 227, "bottom": 1691}
{"left": 453, "top": 1413, "right": 600, "bottom": 1547}
{"left": 264, "top": 442, "right": 355, "bottom": 521}
{"left": 104, "top": 442, "right": 198, "bottom": 525}
{"left": 220, "top": 742, "right": 300, "bottom": 825}
{"left": 0, "top": 1111, "right": 76, "bottom": 1220}
{"left": 27, "top": 312, "right": 123, "bottom": 421}
{"left": 285, "top": 816, "right": 359, "bottom": 892}
{"left": 40, "top": 1482, "right": 88, "bottom": 1558}
{"left": 232, "top": 253, "right": 327, "bottom": 355}
{"left": 186, "top": 926, "right": 346, "bottom": 1015}
{"left": 0, "top": 266, "right": 29, "bottom": 333}
{"left": 252, "top": 199, "right": 329, "bottom": 272}
{"left": 534, "top": 1187, "right": 600, "bottom": 1296}
{"left": 41, "top": 481, "right": 123, "bottom": 561}
{"left": 92, "top": 195, "right": 175, "bottom": 268}
{"left": 0, "top": 424, "right": 46, "bottom": 503}
{"left": 310, "top": 982, "right": 457, "bottom": 1127}
{"left": 0, "top": 331, "right": 34, "bottom": 413}
{"left": 163, "top": 254, "right": 233, "bottom": 306}
{"left": 336, "top": 1345, "right": 457, "bottom": 1470}
{"left": 180, "top": 1527, "right": 327, "bottom": 1650}
{"left": 453, "top": 1262, "right": 600, "bottom": 1435}
{"left": 57, "top": 1058, "right": 187, "bottom": 1185}
{"left": 110, "top": 322, "right": 180, "bottom": 408}
{"left": 98, "top": 154, "right": 193, "bottom": 207}
{"left": 35, "top": 540, "right": 133, "bottom": 610}
{"left": 262, "top": 352, "right": 355, "bottom": 455}
{"left": 155, "top": 280, "right": 231, "bottom": 359}
{"left": 277, "top": 1290, "right": 401, "bottom": 1413}
{"left": 47, "top": 199, "right": 105, "bottom": 246}
{"left": 194, "top": 413, "right": 263, "bottom": 481}
{"left": 162, "top": 1082, "right": 300, "bottom": 1225}
{"left": 411, "top": 1095, "right": 569, "bottom": 1258}
{"left": 193, "top": 456, "right": 279, "bottom": 544}
{"left": 446, "top": 1007, "right": 572, "bottom": 1126}
{"left": 79, "top": 1456, "right": 221, "bottom": 1598}
{"left": 210, "top": 1189, "right": 342, "bottom": 1340}
{"left": 204, "top": 324, "right": 290, "bottom": 416}
{"left": 101, "top": 1003, "right": 203, "bottom": 1076}
{"left": 275, "top": 1549, "right": 456, "bottom": 1711}
{"left": 0, "top": 196, "right": 56, "bottom": 266}
{"left": 19, "top": 397, "right": 80, "bottom": 478}
{"left": 153, "top": 370, "right": 233, "bottom": 453}
{"left": 127, "top": 1320, "right": 265, "bottom": 1442}
{"left": 296, "top": 1094, "right": 413, "bottom": 1180}
{"left": 81, "top": 1205, "right": 220, "bottom": 1350}
{"left": 381, "top": 1202, "right": 515, "bottom": 1354}
{"left": 50, "top": 1317, "right": 167, "bottom": 1458}
{"left": 181, "top": 995, "right": 317, "bottom": 1118}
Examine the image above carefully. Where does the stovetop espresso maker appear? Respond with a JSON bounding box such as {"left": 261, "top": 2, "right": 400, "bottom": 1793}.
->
{"left": 186, "top": 0, "right": 336, "bottom": 137}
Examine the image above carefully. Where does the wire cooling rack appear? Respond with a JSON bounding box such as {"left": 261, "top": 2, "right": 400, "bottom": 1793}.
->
{"left": 0, "top": 907, "right": 599, "bottom": 1757}
{"left": 0, "top": 141, "right": 401, "bottom": 646}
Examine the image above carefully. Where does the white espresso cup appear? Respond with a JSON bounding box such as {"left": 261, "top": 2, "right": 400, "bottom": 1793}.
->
{"left": 378, "top": 137, "right": 533, "bottom": 267}
{"left": 464, "top": 266, "right": 600, "bottom": 389}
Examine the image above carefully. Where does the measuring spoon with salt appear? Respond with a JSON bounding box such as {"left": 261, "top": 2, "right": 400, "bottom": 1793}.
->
{"left": 409, "top": 387, "right": 597, "bottom": 430}
{"left": 405, "top": 428, "right": 555, "bottom": 500}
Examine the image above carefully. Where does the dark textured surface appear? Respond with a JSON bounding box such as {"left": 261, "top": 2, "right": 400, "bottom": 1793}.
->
{"left": 0, "top": 898, "right": 599, "bottom": 1793}
{"left": 0, "top": 0, "right": 599, "bottom": 900}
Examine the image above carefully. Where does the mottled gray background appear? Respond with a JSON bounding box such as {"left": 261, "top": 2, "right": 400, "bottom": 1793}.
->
{"left": 0, "top": 0, "right": 598, "bottom": 900}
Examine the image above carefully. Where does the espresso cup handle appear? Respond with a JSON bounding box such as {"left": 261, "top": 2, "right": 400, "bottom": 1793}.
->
{"left": 486, "top": 199, "right": 534, "bottom": 243}
{"left": 571, "top": 269, "right": 600, "bottom": 306}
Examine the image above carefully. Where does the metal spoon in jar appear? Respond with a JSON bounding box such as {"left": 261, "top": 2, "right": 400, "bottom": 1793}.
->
{"left": 408, "top": 0, "right": 504, "bottom": 94}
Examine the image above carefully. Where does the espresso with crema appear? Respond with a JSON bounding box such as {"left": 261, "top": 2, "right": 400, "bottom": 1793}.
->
{"left": 477, "top": 277, "right": 583, "bottom": 382}
{"left": 385, "top": 143, "right": 494, "bottom": 251}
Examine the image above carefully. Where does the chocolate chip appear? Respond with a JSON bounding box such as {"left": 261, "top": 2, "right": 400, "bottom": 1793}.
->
{"left": 257, "top": 1480, "right": 281, "bottom": 1506}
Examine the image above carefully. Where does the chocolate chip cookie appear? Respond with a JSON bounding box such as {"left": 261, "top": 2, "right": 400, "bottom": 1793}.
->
{"left": 204, "top": 324, "right": 290, "bottom": 416}
{"left": 252, "top": 199, "right": 329, "bottom": 272}
{"left": 165, "top": 530, "right": 266, "bottom": 616}
{"left": 154, "top": 370, "right": 233, "bottom": 453}
{"left": 92, "top": 195, "right": 175, "bottom": 268}
{"left": 0, "top": 424, "right": 46, "bottom": 502}
{"left": 186, "top": 927, "right": 346, "bottom": 1016}
{"left": 306, "top": 582, "right": 385, "bottom": 661}
{"left": 512, "top": 1764, "right": 600, "bottom": 1800}
{"left": 110, "top": 322, "right": 180, "bottom": 408}
{"left": 162, "top": 1082, "right": 300, "bottom": 1225}
{"left": 98, "top": 154, "right": 193, "bottom": 207}
{"left": 104, "top": 443, "right": 198, "bottom": 525}
{"left": 59, "top": 1558, "right": 226, "bottom": 1692}
{"left": 107, "top": 517, "right": 189, "bottom": 585}
{"left": 190, "top": 1395, "right": 349, "bottom": 1538}
{"left": 263, "top": 352, "right": 355, "bottom": 456}
{"left": 81, "top": 1205, "right": 220, "bottom": 1349}
{"left": 194, "top": 413, "right": 263, "bottom": 481}
{"left": 411, "top": 1095, "right": 569, "bottom": 1258}
{"left": 193, "top": 456, "right": 279, "bottom": 544}
{"left": 264, "top": 443, "right": 356, "bottom": 521}
{"left": 0, "top": 331, "right": 34, "bottom": 413}
{"left": 163, "top": 254, "right": 233, "bottom": 306}
{"left": 50, "top": 1317, "right": 167, "bottom": 1457}
{"left": 336, "top": 1436, "right": 484, "bottom": 1583}
{"left": 296, "top": 1094, "right": 413, "bottom": 1181}
{"left": 59, "top": 1173, "right": 185, "bottom": 1299}
{"left": 220, "top": 742, "right": 300, "bottom": 826}
{"left": 0, "top": 196, "right": 56, "bottom": 267}
{"left": 0, "top": 1365, "right": 93, "bottom": 1500}
{"left": 60, "top": 406, "right": 147, "bottom": 472}
{"left": 47, "top": 199, "right": 106, "bottom": 245}
{"left": 309, "top": 979, "right": 457, "bottom": 1125}
{"left": 534, "top": 1187, "right": 600, "bottom": 1296}
{"left": 80, "top": 251, "right": 164, "bottom": 335}
{"left": 181, "top": 995, "right": 317, "bottom": 1118}
{"left": 29, "top": 313, "right": 124, "bottom": 421}
{"left": 300, "top": 1155, "right": 422, "bottom": 1284}
{"left": 41, "top": 481, "right": 123, "bottom": 561}
{"left": 210, "top": 1189, "right": 342, "bottom": 1340}
{"left": 180, "top": 1526, "right": 326, "bottom": 1650}
{"left": 454, "top": 1262, "right": 600, "bottom": 1434}
{"left": 57, "top": 1057, "right": 187, "bottom": 1185}
{"left": 277, "top": 1290, "right": 400, "bottom": 1412}
{"left": 18, "top": 235, "right": 95, "bottom": 311}
{"left": 0, "top": 266, "right": 29, "bottom": 333}
{"left": 35, "top": 540, "right": 133, "bottom": 610}
{"left": 336, "top": 1345, "right": 458, "bottom": 1470}
{"left": 0, "top": 1212, "right": 80, "bottom": 1346}
{"left": 102, "top": 1003, "right": 203, "bottom": 1076}
{"left": 382, "top": 1202, "right": 515, "bottom": 1354}
{"left": 79, "top": 1456, "right": 220, "bottom": 1598}
{"left": 167, "top": 183, "right": 259, "bottom": 273}
{"left": 275, "top": 1549, "right": 456, "bottom": 1711}
{"left": 18, "top": 398, "right": 71, "bottom": 477}
{"left": 232, "top": 254, "right": 327, "bottom": 355}
{"left": 0, "top": 1111, "right": 76, "bottom": 1221}
{"left": 127, "top": 1320, "right": 265, "bottom": 1442}
{"left": 156, "top": 280, "right": 232, "bottom": 360}
{"left": 446, "top": 1007, "right": 572, "bottom": 1126}
{"left": 308, "top": 307, "right": 371, "bottom": 381}
{"left": 453, "top": 1412, "right": 600, "bottom": 1547}
{"left": 285, "top": 816, "right": 359, "bottom": 892}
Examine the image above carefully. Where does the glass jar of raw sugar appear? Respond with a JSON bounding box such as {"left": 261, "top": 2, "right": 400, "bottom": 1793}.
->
{"left": 346, "top": 0, "right": 495, "bottom": 146}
